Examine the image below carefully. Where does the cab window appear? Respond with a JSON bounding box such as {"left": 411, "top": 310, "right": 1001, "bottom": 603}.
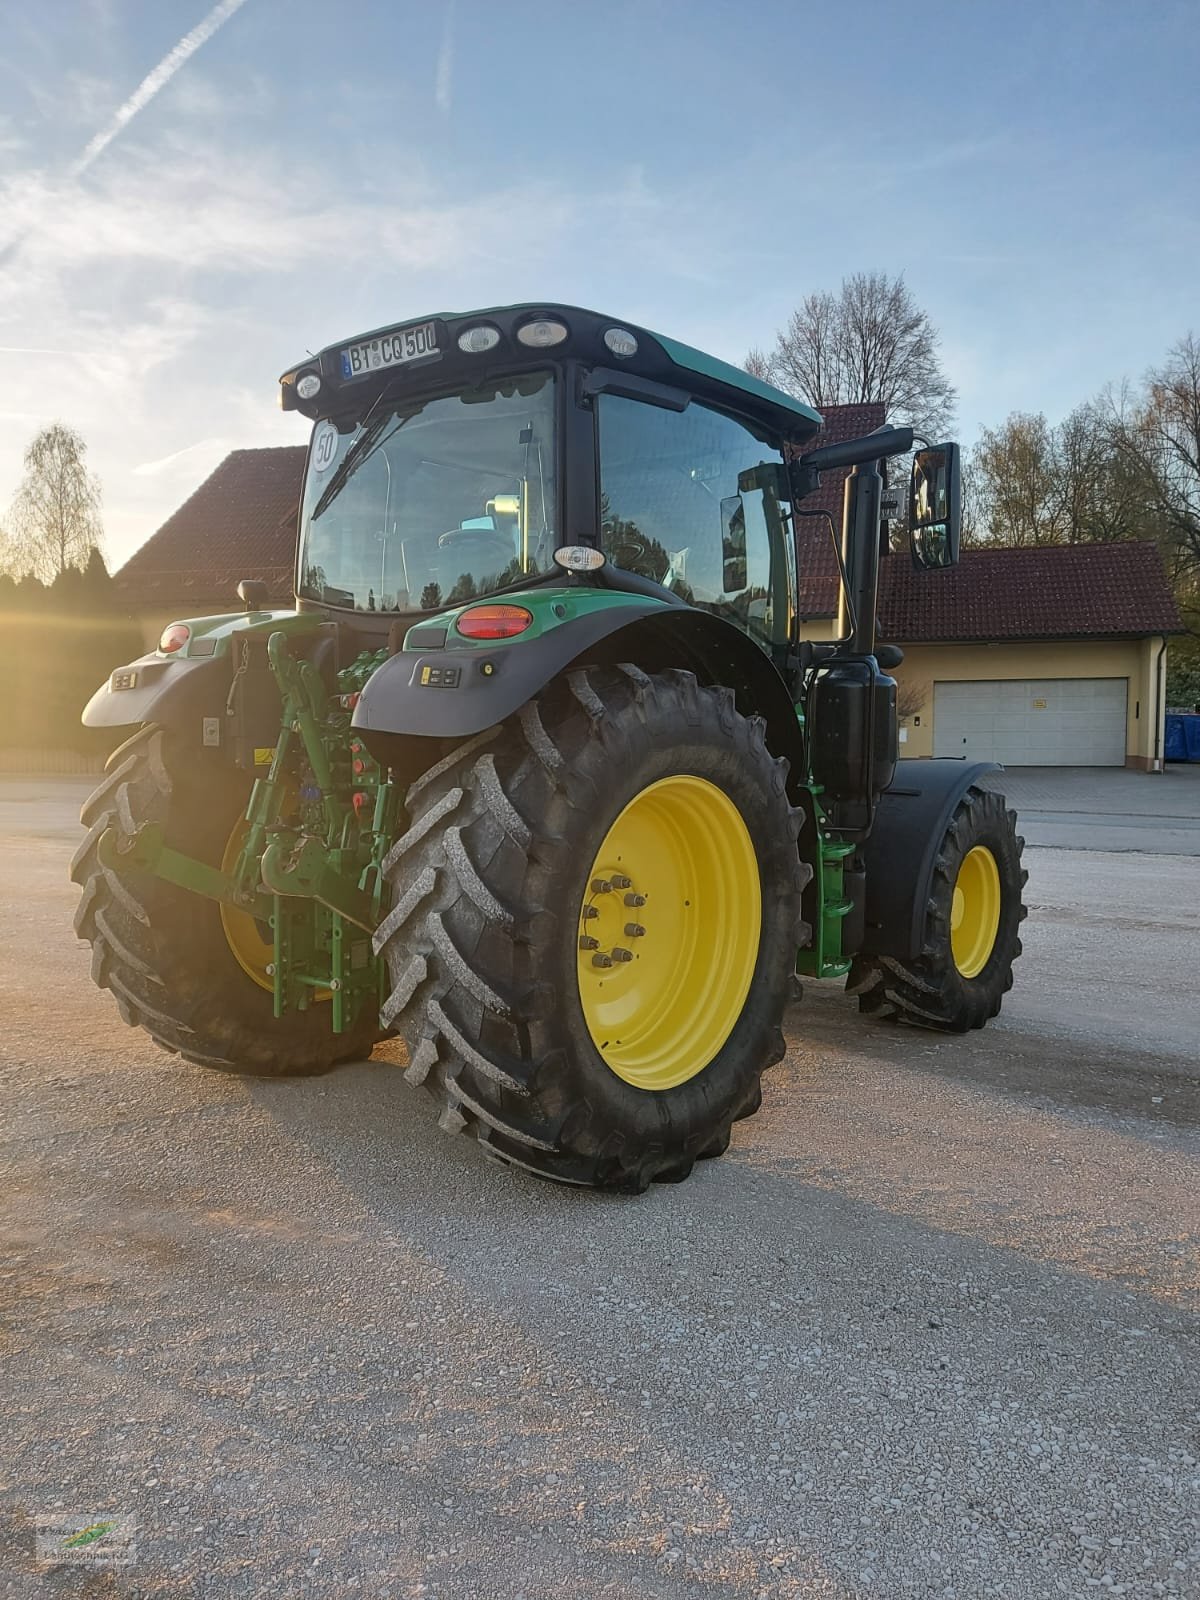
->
{"left": 597, "top": 393, "right": 787, "bottom": 650}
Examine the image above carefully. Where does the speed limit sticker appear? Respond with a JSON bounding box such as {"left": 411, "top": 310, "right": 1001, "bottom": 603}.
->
{"left": 311, "top": 419, "right": 339, "bottom": 473}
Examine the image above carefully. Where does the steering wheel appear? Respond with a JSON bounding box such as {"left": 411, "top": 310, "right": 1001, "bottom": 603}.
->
{"left": 436, "top": 528, "right": 516, "bottom": 573}
{"left": 438, "top": 527, "right": 512, "bottom": 551}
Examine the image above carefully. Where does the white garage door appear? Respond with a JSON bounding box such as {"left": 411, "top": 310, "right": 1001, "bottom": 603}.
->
{"left": 932, "top": 678, "right": 1128, "bottom": 766}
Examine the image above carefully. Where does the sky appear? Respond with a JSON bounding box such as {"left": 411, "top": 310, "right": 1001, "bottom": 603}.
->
{"left": 0, "top": 0, "right": 1197, "bottom": 572}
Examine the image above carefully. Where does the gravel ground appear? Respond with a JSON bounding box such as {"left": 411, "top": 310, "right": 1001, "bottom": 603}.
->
{"left": 1, "top": 779, "right": 1198, "bottom": 1599}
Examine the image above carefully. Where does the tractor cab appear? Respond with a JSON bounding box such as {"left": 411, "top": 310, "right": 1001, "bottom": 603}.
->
{"left": 282, "top": 304, "right": 825, "bottom": 636}
{"left": 282, "top": 302, "right": 960, "bottom": 654}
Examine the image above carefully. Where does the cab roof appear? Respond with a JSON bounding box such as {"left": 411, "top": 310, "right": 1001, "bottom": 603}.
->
{"left": 281, "top": 302, "right": 824, "bottom": 445}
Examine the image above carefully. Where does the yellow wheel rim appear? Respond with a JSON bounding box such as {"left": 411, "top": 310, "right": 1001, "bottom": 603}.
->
{"left": 220, "top": 819, "right": 333, "bottom": 1001}
{"left": 219, "top": 820, "right": 277, "bottom": 993}
{"left": 951, "top": 845, "right": 1001, "bottom": 979}
{"left": 576, "top": 775, "right": 761, "bottom": 1091}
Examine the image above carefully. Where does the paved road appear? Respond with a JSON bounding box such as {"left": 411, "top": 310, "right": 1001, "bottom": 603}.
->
{"left": 983, "top": 765, "right": 1200, "bottom": 855}
{"left": 2, "top": 781, "right": 1198, "bottom": 1598}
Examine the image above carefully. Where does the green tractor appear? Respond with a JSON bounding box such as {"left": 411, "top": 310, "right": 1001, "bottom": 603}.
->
{"left": 73, "top": 304, "right": 1025, "bottom": 1191}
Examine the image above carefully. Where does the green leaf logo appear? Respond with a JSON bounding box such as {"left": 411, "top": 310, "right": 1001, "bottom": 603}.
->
{"left": 61, "top": 1521, "right": 116, "bottom": 1549}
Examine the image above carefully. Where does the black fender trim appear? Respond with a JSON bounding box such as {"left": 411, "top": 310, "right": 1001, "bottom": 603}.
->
{"left": 579, "top": 608, "right": 805, "bottom": 789}
{"left": 352, "top": 601, "right": 663, "bottom": 744}
{"left": 858, "top": 759, "right": 1000, "bottom": 960}
{"left": 81, "top": 651, "right": 232, "bottom": 731}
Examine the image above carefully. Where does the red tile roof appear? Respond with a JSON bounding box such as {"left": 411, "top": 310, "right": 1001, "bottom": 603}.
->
{"left": 878, "top": 540, "right": 1183, "bottom": 642}
{"left": 789, "top": 407, "right": 1181, "bottom": 639}
{"left": 116, "top": 446, "right": 306, "bottom": 606}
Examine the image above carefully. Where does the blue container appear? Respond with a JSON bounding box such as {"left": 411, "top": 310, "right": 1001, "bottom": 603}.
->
{"left": 1165, "top": 714, "right": 1187, "bottom": 762}
{"left": 1185, "top": 715, "right": 1200, "bottom": 762}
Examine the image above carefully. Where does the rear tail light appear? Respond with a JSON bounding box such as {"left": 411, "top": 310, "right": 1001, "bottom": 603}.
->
{"left": 455, "top": 604, "right": 533, "bottom": 640}
{"left": 158, "top": 622, "right": 191, "bottom": 654}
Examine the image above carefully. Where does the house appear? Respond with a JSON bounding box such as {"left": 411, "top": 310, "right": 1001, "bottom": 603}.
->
{"left": 876, "top": 544, "right": 1179, "bottom": 770}
{"left": 794, "top": 405, "right": 1182, "bottom": 770}
{"left": 117, "top": 445, "right": 305, "bottom": 650}
{"left": 116, "top": 412, "right": 1182, "bottom": 770}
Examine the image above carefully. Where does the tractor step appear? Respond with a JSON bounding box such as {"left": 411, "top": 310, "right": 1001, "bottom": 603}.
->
{"left": 795, "top": 793, "right": 856, "bottom": 980}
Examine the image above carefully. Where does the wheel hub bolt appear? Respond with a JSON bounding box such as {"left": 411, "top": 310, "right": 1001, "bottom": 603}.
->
{"left": 611, "top": 874, "right": 632, "bottom": 889}
{"left": 582, "top": 905, "right": 599, "bottom": 920}
{"left": 579, "top": 935, "right": 599, "bottom": 951}
{"left": 623, "top": 892, "right": 645, "bottom": 907}
{"left": 611, "top": 947, "right": 634, "bottom": 963}
{"left": 591, "top": 877, "right": 613, "bottom": 894}
{"left": 592, "top": 952, "right": 613, "bottom": 968}
{"left": 624, "top": 923, "right": 646, "bottom": 938}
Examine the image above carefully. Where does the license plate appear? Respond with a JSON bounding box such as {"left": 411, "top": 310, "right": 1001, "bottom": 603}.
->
{"left": 340, "top": 321, "right": 438, "bottom": 379}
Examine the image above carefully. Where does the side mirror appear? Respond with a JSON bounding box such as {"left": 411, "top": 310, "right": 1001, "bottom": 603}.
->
{"left": 720, "top": 495, "right": 747, "bottom": 591}
{"left": 909, "top": 444, "right": 961, "bottom": 570}
{"left": 737, "top": 462, "right": 790, "bottom": 499}
{"left": 237, "top": 577, "right": 269, "bottom": 612}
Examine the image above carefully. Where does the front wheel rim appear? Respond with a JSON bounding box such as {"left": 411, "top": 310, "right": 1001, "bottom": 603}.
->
{"left": 576, "top": 775, "right": 761, "bottom": 1091}
{"left": 217, "top": 819, "right": 331, "bottom": 1003}
{"left": 950, "top": 845, "right": 1002, "bottom": 979}
{"left": 219, "top": 820, "right": 277, "bottom": 992}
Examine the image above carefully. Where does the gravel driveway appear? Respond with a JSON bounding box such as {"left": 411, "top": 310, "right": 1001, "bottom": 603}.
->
{"left": 2, "top": 779, "right": 1198, "bottom": 1598}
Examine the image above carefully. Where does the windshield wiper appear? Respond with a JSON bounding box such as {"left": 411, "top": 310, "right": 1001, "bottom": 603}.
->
{"left": 310, "top": 399, "right": 420, "bottom": 521}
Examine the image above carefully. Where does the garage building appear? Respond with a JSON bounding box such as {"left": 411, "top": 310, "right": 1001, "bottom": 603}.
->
{"left": 877, "top": 543, "right": 1181, "bottom": 769}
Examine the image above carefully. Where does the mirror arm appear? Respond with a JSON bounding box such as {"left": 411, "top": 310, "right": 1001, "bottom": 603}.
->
{"left": 796, "top": 424, "right": 915, "bottom": 476}
{"left": 838, "top": 460, "right": 884, "bottom": 656}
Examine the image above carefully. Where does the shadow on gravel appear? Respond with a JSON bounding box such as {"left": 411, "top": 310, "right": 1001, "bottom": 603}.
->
{"left": 242, "top": 1032, "right": 1200, "bottom": 1318}
{"left": 790, "top": 983, "right": 1200, "bottom": 1134}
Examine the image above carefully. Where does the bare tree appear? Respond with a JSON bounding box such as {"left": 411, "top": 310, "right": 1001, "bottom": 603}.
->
{"left": 959, "top": 454, "right": 988, "bottom": 548}
{"left": 970, "top": 412, "right": 1063, "bottom": 546}
{"left": 895, "top": 678, "right": 928, "bottom": 720}
{"left": 0, "top": 523, "right": 20, "bottom": 578}
{"left": 769, "top": 291, "right": 842, "bottom": 414}
{"left": 1058, "top": 401, "right": 1153, "bottom": 545}
{"left": 969, "top": 404, "right": 1154, "bottom": 547}
{"left": 1106, "top": 335, "right": 1200, "bottom": 595}
{"left": 742, "top": 347, "right": 772, "bottom": 382}
{"left": 5, "top": 423, "right": 104, "bottom": 582}
{"left": 748, "top": 272, "right": 956, "bottom": 438}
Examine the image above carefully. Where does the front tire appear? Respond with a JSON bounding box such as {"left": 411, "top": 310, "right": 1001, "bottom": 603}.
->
{"left": 375, "top": 666, "right": 810, "bottom": 1191}
{"left": 847, "top": 784, "right": 1026, "bottom": 1032}
{"left": 71, "top": 725, "right": 381, "bottom": 1075}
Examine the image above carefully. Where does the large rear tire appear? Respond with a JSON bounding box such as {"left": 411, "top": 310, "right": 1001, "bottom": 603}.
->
{"left": 374, "top": 666, "right": 810, "bottom": 1191}
{"left": 847, "top": 784, "right": 1026, "bottom": 1032}
{"left": 71, "top": 725, "right": 381, "bottom": 1075}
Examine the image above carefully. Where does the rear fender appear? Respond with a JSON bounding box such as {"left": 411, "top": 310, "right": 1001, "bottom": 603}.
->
{"left": 352, "top": 589, "right": 805, "bottom": 787}
{"left": 858, "top": 759, "right": 1000, "bottom": 960}
{"left": 81, "top": 609, "right": 328, "bottom": 742}
{"left": 82, "top": 649, "right": 230, "bottom": 731}
{"left": 579, "top": 608, "right": 804, "bottom": 787}
{"left": 352, "top": 588, "right": 666, "bottom": 749}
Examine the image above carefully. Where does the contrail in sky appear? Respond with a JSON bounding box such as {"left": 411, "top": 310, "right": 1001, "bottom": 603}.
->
{"left": 435, "top": 0, "right": 455, "bottom": 115}
{"left": 0, "top": 0, "right": 250, "bottom": 268}
{"left": 69, "top": 0, "right": 251, "bottom": 178}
